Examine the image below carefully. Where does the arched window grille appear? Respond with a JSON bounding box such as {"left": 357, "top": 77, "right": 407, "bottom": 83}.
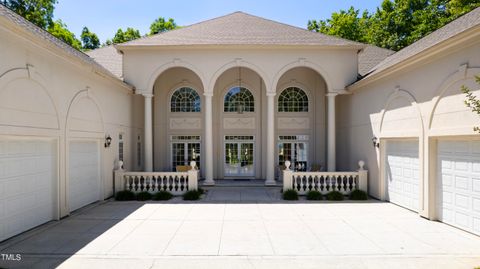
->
{"left": 170, "top": 87, "right": 201, "bottom": 112}
{"left": 224, "top": 87, "right": 254, "bottom": 112}
{"left": 278, "top": 87, "right": 309, "bottom": 112}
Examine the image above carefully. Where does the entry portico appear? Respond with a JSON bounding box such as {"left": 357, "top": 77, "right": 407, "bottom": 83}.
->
{"left": 116, "top": 12, "right": 364, "bottom": 185}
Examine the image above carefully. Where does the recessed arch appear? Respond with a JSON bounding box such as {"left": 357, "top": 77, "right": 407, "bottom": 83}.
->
{"left": 146, "top": 59, "right": 206, "bottom": 94}
{"left": 65, "top": 89, "right": 105, "bottom": 136}
{"left": 272, "top": 60, "right": 332, "bottom": 94}
{"left": 427, "top": 66, "right": 480, "bottom": 131}
{"left": 378, "top": 88, "right": 424, "bottom": 137}
{"left": 209, "top": 59, "right": 270, "bottom": 92}
{"left": 0, "top": 66, "right": 60, "bottom": 130}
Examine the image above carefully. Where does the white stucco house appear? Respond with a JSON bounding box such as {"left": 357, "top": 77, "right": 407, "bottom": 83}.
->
{"left": 0, "top": 4, "right": 479, "bottom": 242}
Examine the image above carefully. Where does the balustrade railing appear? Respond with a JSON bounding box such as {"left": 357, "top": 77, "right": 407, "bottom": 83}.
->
{"left": 114, "top": 161, "right": 198, "bottom": 195}
{"left": 282, "top": 160, "right": 368, "bottom": 195}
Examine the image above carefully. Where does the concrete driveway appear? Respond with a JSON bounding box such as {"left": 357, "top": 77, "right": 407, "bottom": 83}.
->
{"left": 1, "top": 191, "right": 480, "bottom": 268}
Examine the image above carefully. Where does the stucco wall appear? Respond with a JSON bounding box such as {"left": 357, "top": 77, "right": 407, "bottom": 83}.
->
{"left": 0, "top": 24, "right": 143, "bottom": 217}
{"left": 337, "top": 38, "right": 480, "bottom": 214}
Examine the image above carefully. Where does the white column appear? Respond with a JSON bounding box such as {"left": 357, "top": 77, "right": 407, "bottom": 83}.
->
{"left": 143, "top": 94, "right": 153, "bottom": 172}
{"left": 327, "top": 92, "right": 337, "bottom": 172}
{"left": 203, "top": 92, "right": 215, "bottom": 185}
{"left": 265, "top": 92, "right": 276, "bottom": 185}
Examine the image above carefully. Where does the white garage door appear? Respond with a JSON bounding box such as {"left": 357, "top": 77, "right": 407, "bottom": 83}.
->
{"left": 437, "top": 140, "right": 480, "bottom": 236}
{"left": 385, "top": 140, "right": 420, "bottom": 212}
{"left": 69, "top": 141, "right": 100, "bottom": 212}
{"left": 0, "top": 139, "right": 56, "bottom": 241}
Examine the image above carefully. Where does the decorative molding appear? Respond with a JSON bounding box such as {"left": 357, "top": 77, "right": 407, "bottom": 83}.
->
{"left": 170, "top": 118, "right": 201, "bottom": 129}
{"left": 223, "top": 117, "right": 255, "bottom": 129}
{"left": 278, "top": 117, "right": 310, "bottom": 129}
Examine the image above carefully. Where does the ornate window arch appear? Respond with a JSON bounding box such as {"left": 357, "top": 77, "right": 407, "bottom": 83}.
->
{"left": 170, "top": 87, "right": 201, "bottom": 112}
{"left": 224, "top": 87, "right": 254, "bottom": 112}
{"left": 278, "top": 87, "right": 309, "bottom": 112}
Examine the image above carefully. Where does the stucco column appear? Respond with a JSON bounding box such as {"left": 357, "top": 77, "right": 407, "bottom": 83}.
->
{"left": 327, "top": 92, "right": 337, "bottom": 172}
{"left": 143, "top": 93, "right": 153, "bottom": 172}
{"left": 265, "top": 92, "right": 276, "bottom": 185}
{"left": 203, "top": 92, "right": 215, "bottom": 185}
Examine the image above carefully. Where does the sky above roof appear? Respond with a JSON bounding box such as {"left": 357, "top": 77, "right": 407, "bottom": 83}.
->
{"left": 55, "top": 0, "right": 382, "bottom": 43}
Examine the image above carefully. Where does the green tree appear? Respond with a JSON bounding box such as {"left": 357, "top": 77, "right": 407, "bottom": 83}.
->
{"left": 48, "top": 19, "right": 82, "bottom": 50}
{"left": 80, "top": 27, "right": 100, "bottom": 50}
{"left": 2, "top": 0, "right": 57, "bottom": 29}
{"left": 105, "top": 27, "right": 141, "bottom": 45}
{"left": 308, "top": 7, "right": 371, "bottom": 44}
{"left": 149, "top": 17, "right": 177, "bottom": 35}
{"left": 309, "top": 0, "right": 480, "bottom": 51}
{"left": 461, "top": 76, "right": 480, "bottom": 132}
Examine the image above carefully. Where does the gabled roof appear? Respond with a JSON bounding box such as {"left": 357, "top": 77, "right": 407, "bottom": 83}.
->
{"left": 117, "top": 11, "right": 365, "bottom": 48}
{"left": 354, "top": 7, "right": 480, "bottom": 86}
{"left": 0, "top": 4, "right": 131, "bottom": 89}
{"left": 86, "top": 45, "right": 123, "bottom": 79}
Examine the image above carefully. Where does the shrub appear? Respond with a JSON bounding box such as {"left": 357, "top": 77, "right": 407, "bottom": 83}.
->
{"left": 183, "top": 190, "right": 200, "bottom": 200}
{"left": 283, "top": 189, "right": 299, "bottom": 200}
{"left": 115, "top": 190, "right": 135, "bottom": 201}
{"left": 326, "top": 190, "right": 344, "bottom": 201}
{"left": 197, "top": 187, "right": 205, "bottom": 195}
{"left": 306, "top": 190, "right": 323, "bottom": 200}
{"left": 153, "top": 190, "right": 173, "bottom": 201}
{"left": 136, "top": 191, "right": 152, "bottom": 201}
{"left": 349, "top": 189, "right": 368, "bottom": 200}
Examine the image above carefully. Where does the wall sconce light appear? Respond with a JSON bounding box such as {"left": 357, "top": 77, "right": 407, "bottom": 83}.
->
{"left": 372, "top": 136, "right": 380, "bottom": 148}
{"left": 105, "top": 135, "right": 112, "bottom": 148}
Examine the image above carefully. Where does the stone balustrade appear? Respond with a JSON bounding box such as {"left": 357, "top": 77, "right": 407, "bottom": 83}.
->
{"left": 114, "top": 161, "right": 198, "bottom": 195}
{"left": 282, "top": 160, "right": 368, "bottom": 195}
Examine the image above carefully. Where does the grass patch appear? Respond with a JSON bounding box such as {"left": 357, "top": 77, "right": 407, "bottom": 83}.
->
{"left": 183, "top": 190, "right": 201, "bottom": 201}
{"left": 283, "top": 189, "right": 299, "bottom": 200}
{"left": 136, "top": 191, "right": 152, "bottom": 201}
{"left": 306, "top": 190, "right": 323, "bottom": 200}
{"left": 349, "top": 189, "right": 368, "bottom": 200}
{"left": 153, "top": 190, "right": 173, "bottom": 201}
{"left": 326, "top": 190, "right": 344, "bottom": 201}
{"left": 115, "top": 190, "right": 135, "bottom": 201}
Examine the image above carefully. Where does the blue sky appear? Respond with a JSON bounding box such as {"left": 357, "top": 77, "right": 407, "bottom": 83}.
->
{"left": 55, "top": 0, "right": 383, "bottom": 43}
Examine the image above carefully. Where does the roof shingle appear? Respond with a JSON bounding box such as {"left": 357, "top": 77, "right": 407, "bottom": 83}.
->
{"left": 118, "top": 11, "right": 365, "bottom": 47}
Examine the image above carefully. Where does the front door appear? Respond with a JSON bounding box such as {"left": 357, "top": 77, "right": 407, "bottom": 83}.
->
{"left": 171, "top": 135, "right": 201, "bottom": 171}
{"left": 224, "top": 136, "right": 254, "bottom": 177}
{"left": 278, "top": 135, "right": 309, "bottom": 171}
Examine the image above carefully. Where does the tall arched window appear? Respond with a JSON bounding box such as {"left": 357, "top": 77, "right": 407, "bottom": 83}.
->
{"left": 170, "top": 87, "right": 201, "bottom": 112}
{"left": 224, "top": 87, "right": 254, "bottom": 112}
{"left": 278, "top": 87, "right": 309, "bottom": 112}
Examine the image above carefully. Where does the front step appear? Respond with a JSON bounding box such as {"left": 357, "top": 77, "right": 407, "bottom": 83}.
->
{"left": 199, "top": 179, "right": 282, "bottom": 188}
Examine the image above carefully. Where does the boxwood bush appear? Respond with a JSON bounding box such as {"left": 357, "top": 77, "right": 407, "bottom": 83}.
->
{"left": 183, "top": 190, "right": 201, "bottom": 200}
{"left": 349, "top": 189, "right": 368, "bottom": 200}
{"left": 153, "top": 190, "right": 173, "bottom": 201}
{"left": 326, "top": 190, "right": 344, "bottom": 201}
{"left": 197, "top": 187, "right": 205, "bottom": 195}
{"left": 136, "top": 191, "right": 152, "bottom": 201}
{"left": 306, "top": 190, "right": 323, "bottom": 200}
{"left": 115, "top": 190, "right": 135, "bottom": 201}
{"left": 283, "top": 189, "right": 299, "bottom": 200}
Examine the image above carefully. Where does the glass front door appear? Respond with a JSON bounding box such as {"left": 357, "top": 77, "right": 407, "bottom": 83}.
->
{"left": 171, "top": 136, "right": 201, "bottom": 171}
{"left": 278, "top": 141, "right": 308, "bottom": 171}
{"left": 224, "top": 136, "right": 254, "bottom": 177}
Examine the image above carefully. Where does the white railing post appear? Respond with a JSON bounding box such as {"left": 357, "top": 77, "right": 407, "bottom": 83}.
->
{"left": 114, "top": 160, "right": 125, "bottom": 194}
{"left": 188, "top": 161, "right": 198, "bottom": 191}
{"left": 282, "top": 160, "right": 294, "bottom": 192}
{"left": 357, "top": 160, "right": 368, "bottom": 192}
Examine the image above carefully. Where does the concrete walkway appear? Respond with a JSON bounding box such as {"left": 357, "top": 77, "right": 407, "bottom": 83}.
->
{"left": 1, "top": 189, "right": 480, "bottom": 268}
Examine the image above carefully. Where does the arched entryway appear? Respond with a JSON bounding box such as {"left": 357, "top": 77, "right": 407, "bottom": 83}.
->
{"left": 152, "top": 67, "right": 205, "bottom": 176}
{"left": 212, "top": 67, "right": 267, "bottom": 180}
{"left": 274, "top": 67, "right": 328, "bottom": 175}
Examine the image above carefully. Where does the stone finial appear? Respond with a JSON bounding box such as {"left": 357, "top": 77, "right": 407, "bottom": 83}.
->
{"left": 358, "top": 160, "right": 365, "bottom": 171}
{"left": 190, "top": 161, "right": 197, "bottom": 171}
{"left": 284, "top": 160, "right": 291, "bottom": 171}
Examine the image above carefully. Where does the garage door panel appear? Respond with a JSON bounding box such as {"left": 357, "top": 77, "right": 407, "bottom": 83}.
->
{"left": 69, "top": 140, "right": 100, "bottom": 212}
{"left": 0, "top": 139, "right": 56, "bottom": 241}
{"left": 386, "top": 140, "right": 420, "bottom": 212}
{"left": 437, "top": 140, "right": 480, "bottom": 236}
